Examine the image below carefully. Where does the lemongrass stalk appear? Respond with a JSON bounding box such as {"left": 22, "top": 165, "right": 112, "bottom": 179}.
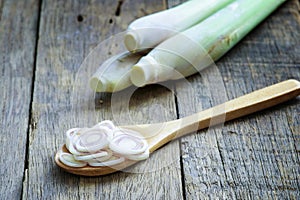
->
{"left": 124, "top": 0, "right": 234, "bottom": 52}
{"left": 130, "top": 0, "right": 286, "bottom": 87}
{"left": 89, "top": 51, "right": 146, "bottom": 92}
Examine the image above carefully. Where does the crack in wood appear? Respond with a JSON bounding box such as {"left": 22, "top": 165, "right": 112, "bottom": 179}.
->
{"left": 0, "top": 0, "right": 3, "bottom": 21}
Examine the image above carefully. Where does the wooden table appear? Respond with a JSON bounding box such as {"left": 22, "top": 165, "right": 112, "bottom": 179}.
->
{"left": 1, "top": 0, "right": 299, "bottom": 199}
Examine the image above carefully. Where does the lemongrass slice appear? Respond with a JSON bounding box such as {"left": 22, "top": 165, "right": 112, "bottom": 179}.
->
{"left": 88, "top": 156, "right": 125, "bottom": 167}
{"left": 67, "top": 142, "right": 84, "bottom": 155}
{"left": 124, "top": 149, "right": 150, "bottom": 161}
{"left": 73, "top": 151, "right": 108, "bottom": 161}
{"left": 67, "top": 134, "right": 88, "bottom": 156}
{"left": 93, "top": 120, "right": 115, "bottom": 131}
{"left": 66, "top": 128, "right": 81, "bottom": 138}
{"left": 75, "top": 127, "right": 112, "bottom": 152}
{"left": 67, "top": 128, "right": 91, "bottom": 155}
{"left": 66, "top": 128, "right": 90, "bottom": 155}
{"left": 59, "top": 151, "right": 87, "bottom": 168}
{"left": 87, "top": 149, "right": 113, "bottom": 162}
{"left": 109, "top": 133, "right": 148, "bottom": 155}
{"left": 65, "top": 128, "right": 81, "bottom": 152}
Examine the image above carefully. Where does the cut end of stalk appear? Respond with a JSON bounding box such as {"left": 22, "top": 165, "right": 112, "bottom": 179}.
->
{"left": 130, "top": 66, "right": 147, "bottom": 87}
{"left": 124, "top": 31, "right": 139, "bottom": 52}
{"left": 130, "top": 56, "right": 158, "bottom": 87}
{"left": 89, "top": 76, "right": 108, "bottom": 92}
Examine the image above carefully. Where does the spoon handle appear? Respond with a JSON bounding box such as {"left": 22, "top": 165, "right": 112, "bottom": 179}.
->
{"left": 173, "top": 79, "right": 300, "bottom": 139}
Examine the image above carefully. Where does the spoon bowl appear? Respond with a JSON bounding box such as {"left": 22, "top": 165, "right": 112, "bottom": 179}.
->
{"left": 55, "top": 79, "right": 300, "bottom": 176}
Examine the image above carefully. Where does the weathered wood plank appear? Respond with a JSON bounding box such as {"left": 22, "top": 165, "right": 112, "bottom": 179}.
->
{"left": 173, "top": 0, "right": 300, "bottom": 199}
{"left": 0, "top": 0, "right": 39, "bottom": 199}
{"left": 24, "top": 0, "right": 183, "bottom": 199}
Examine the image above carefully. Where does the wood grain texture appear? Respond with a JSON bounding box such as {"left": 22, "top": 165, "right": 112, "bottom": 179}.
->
{"left": 0, "top": 0, "right": 39, "bottom": 199}
{"left": 2, "top": 0, "right": 299, "bottom": 199}
{"left": 173, "top": 0, "right": 300, "bottom": 199}
{"left": 23, "top": 0, "right": 183, "bottom": 199}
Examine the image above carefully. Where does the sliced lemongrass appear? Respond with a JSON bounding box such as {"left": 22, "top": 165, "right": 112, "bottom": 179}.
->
{"left": 66, "top": 135, "right": 86, "bottom": 155}
{"left": 66, "top": 128, "right": 81, "bottom": 138}
{"left": 109, "top": 133, "right": 148, "bottom": 155}
{"left": 66, "top": 130, "right": 91, "bottom": 155}
{"left": 66, "top": 127, "right": 89, "bottom": 153}
{"left": 59, "top": 151, "right": 87, "bottom": 168}
{"left": 73, "top": 151, "right": 109, "bottom": 161}
{"left": 124, "top": 149, "right": 150, "bottom": 161}
{"left": 88, "top": 156, "right": 125, "bottom": 167}
{"left": 67, "top": 144, "right": 85, "bottom": 156}
{"left": 87, "top": 149, "right": 113, "bottom": 162}
{"left": 75, "top": 127, "right": 112, "bottom": 152}
{"left": 93, "top": 120, "right": 115, "bottom": 131}
{"left": 65, "top": 128, "right": 81, "bottom": 151}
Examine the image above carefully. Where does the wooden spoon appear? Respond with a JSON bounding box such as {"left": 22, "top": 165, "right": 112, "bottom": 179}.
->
{"left": 55, "top": 79, "right": 300, "bottom": 176}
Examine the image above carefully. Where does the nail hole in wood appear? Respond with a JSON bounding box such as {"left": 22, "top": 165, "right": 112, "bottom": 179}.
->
{"left": 77, "top": 15, "right": 84, "bottom": 22}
